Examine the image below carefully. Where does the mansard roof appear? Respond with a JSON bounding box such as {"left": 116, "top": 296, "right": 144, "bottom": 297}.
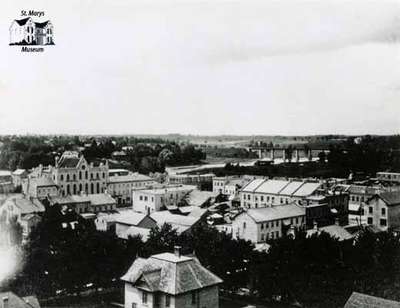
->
{"left": 58, "top": 156, "right": 81, "bottom": 168}
{"left": 121, "top": 252, "right": 222, "bottom": 295}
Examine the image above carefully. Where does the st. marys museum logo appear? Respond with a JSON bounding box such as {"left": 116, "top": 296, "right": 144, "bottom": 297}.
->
{"left": 9, "top": 10, "right": 54, "bottom": 52}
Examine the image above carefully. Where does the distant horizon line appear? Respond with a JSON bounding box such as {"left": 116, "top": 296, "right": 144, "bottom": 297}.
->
{"left": 0, "top": 132, "right": 398, "bottom": 138}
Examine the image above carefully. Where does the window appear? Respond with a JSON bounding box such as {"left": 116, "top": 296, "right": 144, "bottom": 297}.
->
{"left": 382, "top": 208, "right": 386, "bottom": 216}
{"left": 191, "top": 292, "right": 196, "bottom": 304}
{"left": 295, "top": 217, "right": 298, "bottom": 224}
{"left": 261, "top": 223, "right": 264, "bottom": 230}
{"left": 144, "top": 196, "right": 148, "bottom": 201}
{"left": 131, "top": 303, "right": 137, "bottom": 308}
{"left": 140, "top": 196, "right": 143, "bottom": 201}
{"left": 67, "top": 174, "right": 70, "bottom": 181}
{"left": 243, "top": 222, "right": 246, "bottom": 229}
{"left": 142, "top": 291, "right": 147, "bottom": 304}
{"left": 165, "top": 295, "right": 170, "bottom": 307}
{"left": 367, "top": 217, "right": 373, "bottom": 225}
{"left": 380, "top": 219, "right": 387, "bottom": 227}
{"left": 79, "top": 171, "right": 82, "bottom": 180}
{"left": 369, "top": 207, "right": 373, "bottom": 214}
{"left": 60, "top": 174, "right": 64, "bottom": 181}
{"left": 261, "top": 234, "right": 265, "bottom": 241}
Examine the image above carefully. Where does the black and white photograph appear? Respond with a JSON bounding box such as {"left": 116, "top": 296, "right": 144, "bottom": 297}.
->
{"left": 1, "top": 0, "right": 400, "bottom": 307}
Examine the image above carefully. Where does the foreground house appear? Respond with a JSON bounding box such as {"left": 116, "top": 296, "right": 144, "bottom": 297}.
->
{"left": 121, "top": 247, "right": 222, "bottom": 308}
{"left": 344, "top": 292, "right": 400, "bottom": 308}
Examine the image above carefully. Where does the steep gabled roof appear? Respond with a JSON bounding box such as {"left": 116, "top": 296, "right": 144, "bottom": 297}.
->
{"left": 378, "top": 191, "right": 400, "bottom": 207}
{"left": 15, "top": 17, "right": 31, "bottom": 26}
{"left": 34, "top": 21, "right": 49, "bottom": 28}
{"left": 57, "top": 156, "right": 80, "bottom": 168}
{"left": 121, "top": 253, "right": 222, "bottom": 295}
{"left": 344, "top": 292, "right": 400, "bottom": 308}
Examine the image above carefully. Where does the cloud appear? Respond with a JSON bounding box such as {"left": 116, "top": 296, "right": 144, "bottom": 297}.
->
{"left": 0, "top": 0, "right": 399, "bottom": 135}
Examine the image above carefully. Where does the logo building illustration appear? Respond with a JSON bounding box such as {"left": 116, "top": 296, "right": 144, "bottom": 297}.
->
{"left": 9, "top": 17, "right": 54, "bottom": 46}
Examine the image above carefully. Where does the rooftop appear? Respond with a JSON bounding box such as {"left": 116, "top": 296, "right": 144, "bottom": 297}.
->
{"left": 187, "top": 190, "right": 217, "bottom": 207}
{"left": 307, "top": 225, "right": 354, "bottom": 241}
{"left": 138, "top": 185, "right": 196, "bottom": 195}
{"left": 31, "top": 177, "right": 57, "bottom": 187}
{"left": 15, "top": 17, "right": 30, "bottom": 26}
{"left": 344, "top": 292, "right": 400, "bottom": 308}
{"left": 151, "top": 211, "right": 200, "bottom": 227}
{"left": 256, "top": 180, "right": 290, "bottom": 194}
{"left": 241, "top": 178, "right": 266, "bottom": 193}
{"left": 244, "top": 204, "right": 306, "bottom": 223}
{"left": 121, "top": 252, "right": 222, "bottom": 295}
{"left": 12, "top": 169, "right": 26, "bottom": 176}
{"left": 4, "top": 197, "right": 45, "bottom": 214}
{"left": 108, "top": 173, "right": 153, "bottom": 183}
{"left": 379, "top": 191, "right": 400, "bottom": 207}
{"left": 35, "top": 21, "right": 49, "bottom": 28}
{"left": 115, "top": 210, "right": 149, "bottom": 226}
{"left": 292, "top": 182, "right": 321, "bottom": 197}
{"left": 0, "top": 291, "right": 40, "bottom": 308}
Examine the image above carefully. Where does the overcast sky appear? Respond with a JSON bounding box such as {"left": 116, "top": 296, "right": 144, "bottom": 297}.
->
{"left": 1, "top": 0, "right": 399, "bottom": 135}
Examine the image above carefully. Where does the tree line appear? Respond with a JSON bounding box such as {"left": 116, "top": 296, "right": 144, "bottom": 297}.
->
{"left": 0, "top": 136, "right": 206, "bottom": 174}
{"left": 4, "top": 203, "right": 400, "bottom": 307}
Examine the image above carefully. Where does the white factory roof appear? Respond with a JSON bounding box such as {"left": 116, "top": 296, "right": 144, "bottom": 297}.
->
{"left": 242, "top": 204, "right": 305, "bottom": 223}
{"left": 241, "top": 179, "right": 265, "bottom": 193}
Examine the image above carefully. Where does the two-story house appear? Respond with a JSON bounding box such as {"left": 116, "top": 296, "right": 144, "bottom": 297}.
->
{"left": 232, "top": 203, "right": 306, "bottom": 243}
{"left": 364, "top": 191, "right": 400, "bottom": 231}
{"left": 121, "top": 247, "right": 222, "bottom": 308}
